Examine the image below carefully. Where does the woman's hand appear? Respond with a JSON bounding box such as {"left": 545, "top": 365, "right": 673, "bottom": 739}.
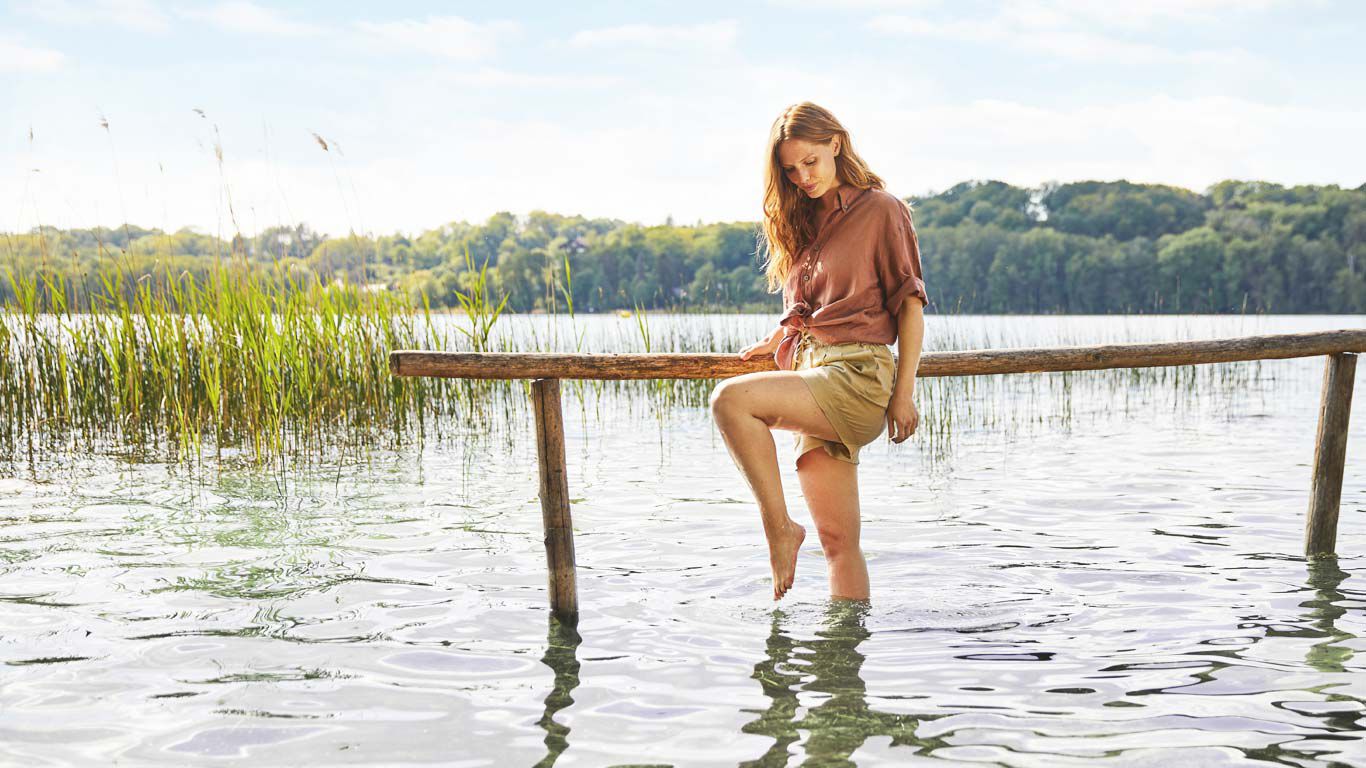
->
{"left": 739, "top": 331, "right": 782, "bottom": 361}
{"left": 886, "top": 387, "right": 919, "bottom": 443}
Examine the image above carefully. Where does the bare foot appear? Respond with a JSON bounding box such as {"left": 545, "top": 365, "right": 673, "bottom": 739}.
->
{"left": 768, "top": 520, "right": 806, "bottom": 600}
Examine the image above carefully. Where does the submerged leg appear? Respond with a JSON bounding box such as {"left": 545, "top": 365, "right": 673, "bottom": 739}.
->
{"left": 796, "top": 446, "right": 870, "bottom": 601}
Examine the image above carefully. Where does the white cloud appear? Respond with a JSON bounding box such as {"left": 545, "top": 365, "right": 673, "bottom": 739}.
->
{"left": 18, "top": 0, "right": 171, "bottom": 32}
{"left": 1041, "top": 0, "right": 1292, "bottom": 29}
{"left": 436, "top": 68, "right": 625, "bottom": 89}
{"left": 351, "top": 16, "right": 520, "bottom": 60}
{"left": 867, "top": 2, "right": 1285, "bottom": 65}
{"left": 869, "top": 13, "right": 1184, "bottom": 62}
{"left": 183, "top": 2, "right": 323, "bottom": 37}
{"left": 178, "top": 9, "right": 517, "bottom": 59}
{"left": 851, "top": 95, "right": 1366, "bottom": 196}
{"left": 569, "top": 20, "right": 739, "bottom": 50}
{"left": 867, "top": 0, "right": 1302, "bottom": 64}
{"left": 0, "top": 37, "right": 64, "bottom": 72}
{"left": 766, "top": 0, "right": 939, "bottom": 7}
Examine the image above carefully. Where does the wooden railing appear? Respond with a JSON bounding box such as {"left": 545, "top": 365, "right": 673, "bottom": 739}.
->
{"left": 391, "top": 328, "right": 1364, "bottom": 625}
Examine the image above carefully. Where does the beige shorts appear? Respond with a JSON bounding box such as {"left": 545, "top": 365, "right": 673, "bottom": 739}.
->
{"left": 791, "top": 329, "right": 896, "bottom": 467}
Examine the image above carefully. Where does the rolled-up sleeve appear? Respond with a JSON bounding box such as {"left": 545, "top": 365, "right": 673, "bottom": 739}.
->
{"left": 876, "top": 201, "right": 928, "bottom": 314}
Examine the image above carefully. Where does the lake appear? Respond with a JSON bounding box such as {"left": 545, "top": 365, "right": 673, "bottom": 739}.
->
{"left": 2, "top": 312, "right": 1364, "bottom": 766}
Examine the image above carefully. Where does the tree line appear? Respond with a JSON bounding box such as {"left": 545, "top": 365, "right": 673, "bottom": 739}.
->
{"left": 5, "top": 178, "right": 1364, "bottom": 314}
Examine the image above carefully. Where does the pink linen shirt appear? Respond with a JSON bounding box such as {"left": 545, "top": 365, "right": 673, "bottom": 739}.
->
{"left": 773, "top": 184, "right": 929, "bottom": 371}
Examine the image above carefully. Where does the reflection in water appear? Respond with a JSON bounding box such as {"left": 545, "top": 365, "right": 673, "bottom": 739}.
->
{"left": 535, "top": 617, "right": 582, "bottom": 768}
{"left": 1300, "top": 558, "right": 1356, "bottom": 674}
{"left": 1290, "top": 559, "right": 1366, "bottom": 756}
{"left": 1237, "top": 557, "right": 1366, "bottom": 764}
{"left": 530, "top": 604, "right": 952, "bottom": 767}
{"left": 739, "top": 602, "right": 948, "bottom": 766}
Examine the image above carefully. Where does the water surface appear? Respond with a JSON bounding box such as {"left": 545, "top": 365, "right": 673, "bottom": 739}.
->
{"left": 2, "top": 314, "right": 1363, "bottom": 766}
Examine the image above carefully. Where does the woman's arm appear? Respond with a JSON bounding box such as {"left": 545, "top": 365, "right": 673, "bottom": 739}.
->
{"left": 886, "top": 296, "right": 925, "bottom": 442}
{"left": 739, "top": 323, "right": 787, "bottom": 360}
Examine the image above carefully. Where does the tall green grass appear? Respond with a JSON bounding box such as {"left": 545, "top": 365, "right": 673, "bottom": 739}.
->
{"left": 0, "top": 257, "right": 467, "bottom": 467}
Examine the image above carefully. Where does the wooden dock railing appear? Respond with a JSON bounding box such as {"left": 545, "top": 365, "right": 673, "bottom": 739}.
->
{"left": 391, "top": 328, "right": 1364, "bottom": 625}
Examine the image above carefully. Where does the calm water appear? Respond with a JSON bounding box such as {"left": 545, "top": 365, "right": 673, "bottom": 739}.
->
{"left": 2, "top": 314, "right": 1364, "bottom": 766}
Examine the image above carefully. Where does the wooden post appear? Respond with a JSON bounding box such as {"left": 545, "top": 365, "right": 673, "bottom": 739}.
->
{"left": 1306, "top": 353, "right": 1357, "bottom": 557}
{"left": 531, "top": 378, "right": 579, "bottom": 624}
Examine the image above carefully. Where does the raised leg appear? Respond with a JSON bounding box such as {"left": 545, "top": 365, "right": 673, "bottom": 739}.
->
{"left": 796, "top": 446, "right": 870, "bottom": 601}
{"left": 710, "top": 371, "right": 841, "bottom": 600}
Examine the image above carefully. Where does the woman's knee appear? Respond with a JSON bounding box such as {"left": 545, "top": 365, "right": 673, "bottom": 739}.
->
{"left": 709, "top": 378, "right": 736, "bottom": 417}
{"left": 710, "top": 376, "right": 759, "bottom": 422}
{"left": 816, "top": 525, "right": 861, "bottom": 562}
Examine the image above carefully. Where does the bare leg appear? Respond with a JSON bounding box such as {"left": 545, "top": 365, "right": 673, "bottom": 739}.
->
{"left": 710, "top": 371, "right": 843, "bottom": 600}
{"left": 796, "top": 447, "right": 870, "bottom": 601}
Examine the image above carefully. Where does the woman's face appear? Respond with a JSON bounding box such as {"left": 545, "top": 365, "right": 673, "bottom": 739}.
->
{"left": 778, "top": 137, "right": 841, "bottom": 199}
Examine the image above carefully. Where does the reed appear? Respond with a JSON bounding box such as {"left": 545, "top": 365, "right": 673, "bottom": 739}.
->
{"left": 452, "top": 245, "right": 509, "bottom": 355}
{"left": 0, "top": 256, "right": 474, "bottom": 469}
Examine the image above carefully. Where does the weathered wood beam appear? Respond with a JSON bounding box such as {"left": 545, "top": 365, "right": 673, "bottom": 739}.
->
{"left": 392, "top": 329, "right": 1366, "bottom": 381}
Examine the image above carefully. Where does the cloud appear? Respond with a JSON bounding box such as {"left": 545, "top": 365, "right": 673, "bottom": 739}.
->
{"left": 867, "top": 1, "right": 1283, "bottom": 65}
{"left": 867, "top": 0, "right": 1302, "bottom": 64}
{"left": 351, "top": 16, "right": 520, "bottom": 60}
{"left": 16, "top": 0, "right": 171, "bottom": 33}
{"left": 869, "top": 14, "right": 1185, "bottom": 62}
{"left": 435, "top": 67, "right": 625, "bottom": 89}
{"left": 178, "top": 9, "right": 517, "bottom": 59}
{"left": 1042, "top": 0, "right": 1293, "bottom": 29}
{"left": 0, "top": 37, "right": 65, "bottom": 72}
{"left": 182, "top": 2, "right": 323, "bottom": 37}
{"left": 766, "top": 0, "right": 939, "bottom": 8}
{"left": 850, "top": 95, "right": 1366, "bottom": 196}
{"left": 569, "top": 20, "right": 739, "bottom": 50}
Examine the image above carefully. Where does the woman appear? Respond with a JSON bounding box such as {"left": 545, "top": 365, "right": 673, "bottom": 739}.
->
{"left": 709, "top": 101, "right": 928, "bottom": 602}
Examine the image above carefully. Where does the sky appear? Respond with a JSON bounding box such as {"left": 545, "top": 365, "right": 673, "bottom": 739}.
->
{"left": 2, "top": 0, "right": 1364, "bottom": 239}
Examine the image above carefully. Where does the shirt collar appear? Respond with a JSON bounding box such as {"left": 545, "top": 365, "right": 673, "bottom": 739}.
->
{"left": 834, "top": 183, "right": 866, "bottom": 212}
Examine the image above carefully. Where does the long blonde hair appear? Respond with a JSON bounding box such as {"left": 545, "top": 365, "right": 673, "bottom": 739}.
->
{"left": 760, "top": 102, "right": 886, "bottom": 293}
